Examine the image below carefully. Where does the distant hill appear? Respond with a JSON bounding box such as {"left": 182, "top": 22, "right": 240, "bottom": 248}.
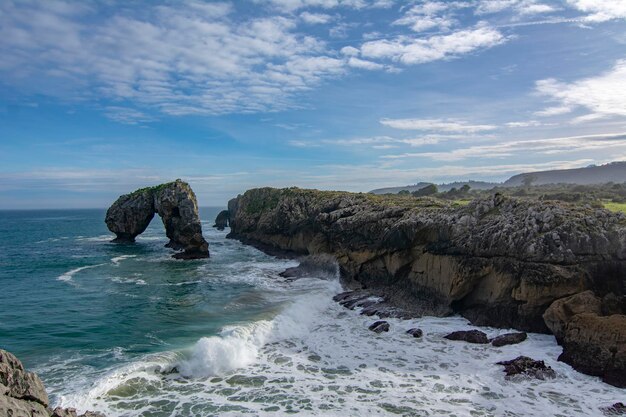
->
{"left": 370, "top": 180, "right": 498, "bottom": 194}
{"left": 504, "top": 162, "right": 626, "bottom": 187}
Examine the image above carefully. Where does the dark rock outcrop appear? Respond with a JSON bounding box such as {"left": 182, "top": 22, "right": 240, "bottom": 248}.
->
{"left": 213, "top": 210, "right": 230, "bottom": 231}
{"left": 406, "top": 328, "right": 423, "bottom": 338}
{"left": 444, "top": 330, "right": 489, "bottom": 344}
{"left": 279, "top": 254, "right": 339, "bottom": 280}
{"left": 0, "top": 349, "right": 103, "bottom": 417}
{"left": 491, "top": 332, "right": 527, "bottom": 347}
{"left": 226, "top": 187, "right": 626, "bottom": 381}
{"left": 497, "top": 356, "right": 556, "bottom": 380}
{"left": 368, "top": 321, "right": 390, "bottom": 333}
{"left": 544, "top": 291, "right": 626, "bottom": 387}
{"left": 106, "top": 180, "right": 209, "bottom": 259}
{"left": 603, "top": 403, "right": 626, "bottom": 416}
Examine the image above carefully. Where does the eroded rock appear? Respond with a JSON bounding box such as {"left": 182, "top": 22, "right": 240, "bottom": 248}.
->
{"left": 368, "top": 321, "right": 390, "bottom": 333}
{"left": 544, "top": 291, "right": 626, "bottom": 387}
{"left": 106, "top": 180, "right": 209, "bottom": 259}
{"left": 279, "top": 254, "right": 339, "bottom": 280}
{"left": 444, "top": 330, "right": 489, "bottom": 344}
{"left": 213, "top": 210, "right": 229, "bottom": 231}
{"left": 491, "top": 332, "right": 527, "bottom": 347}
{"left": 406, "top": 328, "right": 423, "bottom": 338}
{"left": 497, "top": 356, "right": 556, "bottom": 380}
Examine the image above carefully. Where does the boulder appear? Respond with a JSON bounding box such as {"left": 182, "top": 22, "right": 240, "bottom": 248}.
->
{"left": 106, "top": 180, "right": 209, "bottom": 259}
{"left": 497, "top": 356, "right": 556, "bottom": 380}
{"left": 602, "top": 403, "right": 626, "bottom": 416}
{"left": 368, "top": 321, "right": 390, "bottom": 333}
{"left": 444, "top": 330, "right": 489, "bottom": 344}
{"left": 491, "top": 332, "right": 527, "bottom": 347}
{"left": 213, "top": 209, "right": 229, "bottom": 231}
{"left": 544, "top": 291, "right": 626, "bottom": 387}
{"left": 406, "top": 328, "right": 423, "bottom": 338}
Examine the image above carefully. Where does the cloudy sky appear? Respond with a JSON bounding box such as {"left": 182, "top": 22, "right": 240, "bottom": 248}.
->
{"left": 1, "top": 0, "right": 626, "bottom": 208}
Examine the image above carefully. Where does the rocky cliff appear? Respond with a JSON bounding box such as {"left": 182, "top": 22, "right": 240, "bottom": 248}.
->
{"left": 105, "top": 180, "right": 209, "bottom": 259}
{"left": 227, "top": 187, "right": 626, "bottom": 385}
{"left": 0, "top": 349, "right": 103, "bottom": 417}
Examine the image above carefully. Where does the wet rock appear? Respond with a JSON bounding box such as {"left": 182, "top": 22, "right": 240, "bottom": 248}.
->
{"left": 280, "top": 254, "right": 339, "bottom": 280}
{"left": 406, "top": 328, "right": 423, "bottom": 338}
{"left": 213, "top": 209, "right": 229, "bottom": 231}
{"left": 0, "top": 349, "right": 48, "bottom": 407}
{"left": 491, "top": 332, "right": 527, "bottom": 347}
{"left": 602, "top": 402, "right": 626, "bottom": 416}
{"left": 444, "top": 330, "right": 489, "bottom": 344}
{"left": 0, "top": 349, "right": 107, "bottom": 417}
{"left": 544, "top": 291, "right": 626, "bottom": 387}
{"left": 497, "top": 356, "right": 556, "bottom": 380}
{"left": 106, "top": 180, "right": 209, "bottom": 259}
{"left": 368, "top": 321, "right": 390, "bottom": 333}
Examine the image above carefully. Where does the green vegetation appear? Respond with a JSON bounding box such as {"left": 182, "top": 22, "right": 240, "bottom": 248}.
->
{"left": 128, "top": 180, "right": 181, "bottom": 196}
{"left": 604, "top": 201, "right": 626, "bottom": 214}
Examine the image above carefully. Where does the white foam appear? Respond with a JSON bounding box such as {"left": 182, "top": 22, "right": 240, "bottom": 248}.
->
{"left": 111, "top": 255, "right": 137, "bottom": 266}
{"left": 57, "top": 264, "right": 105, "bottom": 282}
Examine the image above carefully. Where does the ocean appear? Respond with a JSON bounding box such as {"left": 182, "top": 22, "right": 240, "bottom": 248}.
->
{"left": 0, "top": 208, "right": 622, "bottom": 416}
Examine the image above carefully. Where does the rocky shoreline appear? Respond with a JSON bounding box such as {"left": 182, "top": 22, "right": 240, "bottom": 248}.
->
{"left": 224, "top": 186, "right": 626, "bottom": 387}
{"left": 0, "top": 349, "right": 104, "bottom": 417}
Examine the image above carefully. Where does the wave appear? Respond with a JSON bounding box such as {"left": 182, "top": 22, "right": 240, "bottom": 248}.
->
{"left": 111, "top": 255, "right": 137, "bottom": 266}
{"left": 57, "top": 264, "right": 105, "bottom": 282}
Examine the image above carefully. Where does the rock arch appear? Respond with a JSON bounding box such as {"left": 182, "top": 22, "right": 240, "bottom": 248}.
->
{"left": 105, "top": 180, "right": 209, "bottom": 259}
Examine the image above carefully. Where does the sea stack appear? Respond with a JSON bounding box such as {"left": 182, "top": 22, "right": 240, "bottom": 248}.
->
{"left": 105, "top": 180, "right": 209, "bottom": 259}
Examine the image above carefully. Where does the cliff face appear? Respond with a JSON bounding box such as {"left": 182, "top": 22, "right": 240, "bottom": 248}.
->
{"left": 227, "top": 187, "right": 626, "bottom": 384}
{"left": 228, "top": 188, "right": 625, "bottom": 330}
{"left": 105, "top": 180, "right": 209, "bottom": 259}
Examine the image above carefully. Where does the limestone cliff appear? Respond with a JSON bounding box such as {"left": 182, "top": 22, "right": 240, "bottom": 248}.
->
{"left": 0, "top": 349, "right": 103, "bottom": 417}
{"left": 105, "top": 180, "right": 209, "bottom": 259}
{"left": 227, "top": 187, "right": 626, "bottom": 385}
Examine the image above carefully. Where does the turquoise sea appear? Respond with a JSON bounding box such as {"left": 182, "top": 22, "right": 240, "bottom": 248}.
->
{"left": 0, "top": 208, "right": 623, "bottom": 416}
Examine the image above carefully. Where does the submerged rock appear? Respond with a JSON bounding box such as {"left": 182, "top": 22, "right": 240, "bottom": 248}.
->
{"left": 602, "top": 403, "right": 626, "bottom": 416}
{"left": 444, "top": 330, "right": 489, "bottom": 344}
{"left": 0, "top": 349, "right": 104, "bottom": 417}
{"left": 106, "top": 180, "right": 209, "bottom": 259}
{"left": 213, "top": 209, "right": 229, "bottom": 231}
{"left": 406, "top": 328, "right": 423, "bottom": 338}
{"left": 368, "top": 321, "right": 390, "bottom": 333}
{"left": 497, "top": 356, "right": 556, "bottom": 380}
{"left": 491, "top": 332, "right": 527, "bottom": 347}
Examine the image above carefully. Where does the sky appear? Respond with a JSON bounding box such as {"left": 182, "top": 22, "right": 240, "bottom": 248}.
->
{"left": 1, "top": 0, "right": 626, "bottom": 209}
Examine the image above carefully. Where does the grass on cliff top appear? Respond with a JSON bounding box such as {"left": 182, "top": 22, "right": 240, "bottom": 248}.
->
{"left": 604, "top": 201, "right": 626, "bottom": 214}
{"left": 128, "top": 179, "right": 184, "bottom": 196}
{"left": 243, "top": 187, "right": 451, "bottom": 214}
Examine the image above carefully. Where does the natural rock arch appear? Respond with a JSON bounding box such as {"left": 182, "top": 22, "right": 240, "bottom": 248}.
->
{"left": 105, "top": 180, "right": 209, "bottom": 259}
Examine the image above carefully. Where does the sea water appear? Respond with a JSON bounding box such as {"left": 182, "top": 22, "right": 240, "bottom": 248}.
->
{"left": 0, "top": 208, "right": 623, "bottom": 416}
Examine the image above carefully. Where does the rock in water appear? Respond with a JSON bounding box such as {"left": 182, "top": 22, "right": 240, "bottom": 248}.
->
{"left": 213, "top": 209, "right": 230, "bottom": 231}
{"left": 444, "top": 330, "right": 489, "bottom": 344}
{"left": 368, "top": 321, "right": 390, "bottom": 333}
{"left": 491, "top": 332, "right": 527, "bottom": 347}
{"left": 0, "top": 349, "right": 105, "bottom": 417}
{"left": 497, "top": 356, "right": 556, "bottom": 380}
{"left": 406, "top": 328, "right": 423, "bottom": 338}
{"left": 543, "top": 291, "right": 626, "bottom": 387}
{"left": 105, "top": 180, "right": 209, "bottom": 259}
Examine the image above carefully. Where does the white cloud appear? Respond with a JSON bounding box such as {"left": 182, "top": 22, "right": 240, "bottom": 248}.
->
{"left": 380, "top": 118, "right": 497, "bottom": 133}
{"left": 505, "top": 120, "right": 544, "bottom": 127}
{"left": 300, "top": 11, "right": 333, "bottom": 24}
{"left": 360, "top": 25, "right": 508, "bottom": 65}
{"left": 381, "top": 132, "right": 626, "bottom": 161}
{"left": 0, "top": 1, "right": 349, "bottom": 117}
{"left": 393, "top": 2, "right": 460, "bottom": 33}
{"left": 475, "top": 0, "right": 557, "bottom": 16}
{"left": 567, "top": 0, "right": 626, "bottom": 22}
{"left": 347, "top": 57, "right": 385, "bottom": 70}
{"left": 257, "top": 0, "right": 393, "bottom": 12}
{"left": 534, "top": 105, "right": 574, "bottom": 117}
{"left": 288, "top": 135, "right": 445, "bottom": 148}
{"left": 535, "top": 59, "right": 626, "bottom": 120}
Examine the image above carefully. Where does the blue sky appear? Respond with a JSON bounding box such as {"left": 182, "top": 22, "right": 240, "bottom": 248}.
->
{"left": 1, "top": 0, "right": 626, "bottom": 208}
